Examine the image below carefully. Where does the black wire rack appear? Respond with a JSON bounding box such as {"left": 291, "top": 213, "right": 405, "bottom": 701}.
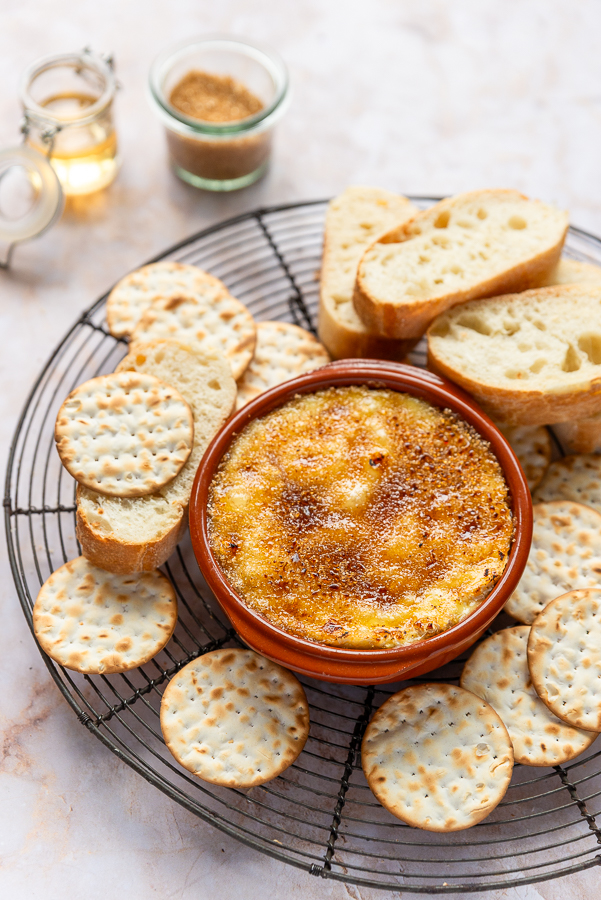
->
{"left": 5, "top": 198, "right": 601, "bottom": 894}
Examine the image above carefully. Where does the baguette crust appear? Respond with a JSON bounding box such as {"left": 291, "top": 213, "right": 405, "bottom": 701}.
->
{"left": 76, "top": 489, "right": 188, "bottom": 574}
{"left": 428, "top": 352, "right": 601, "bottom": 425}
{"left": 354, "top": 190, "right": 568, "bottom": 340}
{"left": 318, "top": 187, "right": 418, "bottom": 359}
{"left": 427, "top": 285, "right": 601, "bottom": 426}
{"left": 318, "top": 299, "right": 416, "bottom": 360}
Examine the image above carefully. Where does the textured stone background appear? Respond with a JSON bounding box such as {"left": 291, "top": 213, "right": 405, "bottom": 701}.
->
{"left": 2, "top": 1, "right": 601, "bottom": 897}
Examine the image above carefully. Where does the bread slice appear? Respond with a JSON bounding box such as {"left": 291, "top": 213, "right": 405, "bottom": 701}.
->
{"left": 77, "top": 340, "right": 236, "bottom": 573}
{"left": 427, "top": 284, "right": 601, "bottom": 426}
{"left": 354, "top": 189, "right": 568, "bottom": 340}
{"left": 543, "top": 261, "right": 601, "bottom": 446}
{"left": 543, "top": 258, "right": 601, "bottom": 287}
{"left": 543, "top": 261, "right": 601, "bottom": 445}
{"left": 318, "top": 187, "right": 418, "bottom": 359}
{"left": 552, "top": 414, "right": 601, "bottom": 454}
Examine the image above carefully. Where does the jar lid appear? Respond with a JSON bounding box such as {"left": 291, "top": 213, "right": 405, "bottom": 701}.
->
{"left": 0, "top": 145, "right": 63, "bottom": 249}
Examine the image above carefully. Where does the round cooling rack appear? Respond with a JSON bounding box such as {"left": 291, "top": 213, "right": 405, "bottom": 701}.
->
{"left": 6, "top": 198, "right": 601, "bottom": 894}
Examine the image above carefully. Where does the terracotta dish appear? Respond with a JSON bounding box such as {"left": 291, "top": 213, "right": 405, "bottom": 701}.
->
{"left": 189, "top": 360, "right": 532, "bottom": 684}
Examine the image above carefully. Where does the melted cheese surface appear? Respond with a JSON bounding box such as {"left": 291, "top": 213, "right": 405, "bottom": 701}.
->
{"left": 208, "top": 386, "right": 513, "bottom": 649}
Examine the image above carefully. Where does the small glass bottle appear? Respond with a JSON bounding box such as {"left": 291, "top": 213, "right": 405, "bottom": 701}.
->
{"left": 149, "top": 37, "right": 289, "bottom": 192}
{"left": 20, "top": 49, "right": 119, "bottom": 196}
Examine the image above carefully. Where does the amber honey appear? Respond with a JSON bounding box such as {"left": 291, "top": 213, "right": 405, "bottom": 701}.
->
{"left": 26, "top": 92, "right": 119, "bottom": 196}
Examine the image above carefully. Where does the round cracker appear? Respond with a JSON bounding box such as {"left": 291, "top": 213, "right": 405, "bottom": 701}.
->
{"left": 160, "top": 649, "right": 310, "bottom": 788}
{"left": 533, "top": 454, "right": 601, "bottom": 512}
{"left": 504, "top": 501, "right": 601, "bottom": 624}
{"left": 55, "top": 371, "right": 194, "bottom": 498}
{"left": 235, "top": 321, "right": 331, "bottom": 410}
{"left": 106, "top": 261, "right": 218, "bottom": 339}
{"left": 361, "top": 683, "right": 513, "bottom": 832}
{"left": 33, "top": 556, "right": 177, "bottom": 674}
{"left": 498, "top": 424, "right": 551, "bottom": 493}
{"left": 528, "top": 589, "right": 601, "bottom": 732}
{"left": 461, "top": 626, "right": 595, "bottom": 765}
{"left": 131, "top": 287, "right": 256, "bottom": 381}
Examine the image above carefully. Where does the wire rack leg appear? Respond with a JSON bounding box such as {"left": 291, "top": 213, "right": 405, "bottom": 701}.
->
{"left": 556, "top": 765, "right": 601, "bottom": 849}
{"left": 310, "top": 685, "right": 375, "bottom": 878}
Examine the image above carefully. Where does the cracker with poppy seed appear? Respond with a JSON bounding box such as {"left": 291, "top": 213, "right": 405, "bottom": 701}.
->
{"left": 361, "top": 683, "right": 513, "bottom": 832}
{"left": 504, "top": 500, "right": 601, "bottom": 624}
{"left": 160, "top": 649, "right": 310, "bottom": 787}
{"left": 55, "top": 371, "right": 194, "bottom": 498}
{"left": 131, "top": 285, "right": 256, "bottom": 381}
{"left": 33, "top": 556, "right": 177, "bottom": 674}
{"left": 528, "top": 588, "right": 601, "bottom": 732}
{"left": 461, "top": 626, "right": 595, "bottom": 765}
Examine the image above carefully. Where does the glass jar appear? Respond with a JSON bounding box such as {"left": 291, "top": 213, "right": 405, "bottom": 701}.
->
{"left": 20, "top": 49, "right": 119, "bottom": 196}
{"left": 149, "top": 37, "right": 289, "bottom": 192}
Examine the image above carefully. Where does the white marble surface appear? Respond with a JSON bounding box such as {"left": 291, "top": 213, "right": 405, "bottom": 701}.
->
{"left": 2, "top": 1, "right": 601, "bottom": 897}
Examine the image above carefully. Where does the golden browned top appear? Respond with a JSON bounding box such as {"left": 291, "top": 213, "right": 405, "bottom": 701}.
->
{"left": 169, "top": 70, "right": 264, "bottom": 123}
{"left": 208, "top": 386, "right": 513, "bottom": 649}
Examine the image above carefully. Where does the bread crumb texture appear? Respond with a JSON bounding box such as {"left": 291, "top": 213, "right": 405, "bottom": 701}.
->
{"left": 361, "top": 191, "right": 566, "bottom": 305}
{"left": 428, "top": 285, "right": 601, "bottom": 424}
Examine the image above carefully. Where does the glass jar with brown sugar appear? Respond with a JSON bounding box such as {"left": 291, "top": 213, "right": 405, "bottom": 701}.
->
{"left": 149, "top": 37, "right": 289, "bottom": 191}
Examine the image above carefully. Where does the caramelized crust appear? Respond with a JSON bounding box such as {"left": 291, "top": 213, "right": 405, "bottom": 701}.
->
{"left": 208, "top": 387, "right": 513, "bottom": 649}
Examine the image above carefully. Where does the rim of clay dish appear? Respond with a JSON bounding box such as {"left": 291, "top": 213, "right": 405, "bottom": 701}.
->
{"left": 189, "top": 360, "right": 532, "bottom": 676}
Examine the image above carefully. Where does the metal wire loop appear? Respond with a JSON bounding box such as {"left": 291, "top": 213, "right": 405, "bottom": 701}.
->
{"left": 6, "top": 198, "right": 601, "bottom": 893}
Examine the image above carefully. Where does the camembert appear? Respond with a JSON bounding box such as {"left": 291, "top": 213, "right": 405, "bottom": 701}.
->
{"left": 208, "top": 386, "right": 513, "bottom": 649}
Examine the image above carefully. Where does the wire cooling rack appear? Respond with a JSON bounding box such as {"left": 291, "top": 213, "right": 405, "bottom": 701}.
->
{"left": 6, "top": 198, "right": 601, "bottom": 893}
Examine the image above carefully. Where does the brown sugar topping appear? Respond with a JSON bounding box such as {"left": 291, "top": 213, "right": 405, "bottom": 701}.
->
{"left": 169, "top": 70, "right": 264, "bottom": 123}
{"left": 208, "top": 387, "right": 514, "bottom": 650}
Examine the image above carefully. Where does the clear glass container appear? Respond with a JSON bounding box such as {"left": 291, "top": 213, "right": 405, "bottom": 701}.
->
{"left": 149, "top": 37, "right": 289, "bottom": 192}
{"left": 20, "top": 49, "right": 119, "bottom": 196}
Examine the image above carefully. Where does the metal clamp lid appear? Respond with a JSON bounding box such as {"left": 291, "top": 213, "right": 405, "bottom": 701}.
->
{"left": 0, "top": 145, "right": 64, "bottom": 269}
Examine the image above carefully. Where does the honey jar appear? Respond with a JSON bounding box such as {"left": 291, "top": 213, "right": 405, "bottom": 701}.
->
{"left": 20, "top": 49, "right": 119, "bottom": 196}
{"left": 149, "top": 37, "right": 289, "bottom": 191}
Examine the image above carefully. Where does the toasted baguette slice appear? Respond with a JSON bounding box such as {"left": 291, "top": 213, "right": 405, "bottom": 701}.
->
{"left": 543, "top": 258, "right": 601, "bottom": 287}
{"left": 318, "top": 187, "right": 418, "bottom": 359}
{"left": 77, "top": 340, "right": 236, "bottom": 573}
{"left": 354, "top": 190, "right": 568, "bottom": 340}
{"left": 427, "top": 285, "right": 601, "bottom": 426}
